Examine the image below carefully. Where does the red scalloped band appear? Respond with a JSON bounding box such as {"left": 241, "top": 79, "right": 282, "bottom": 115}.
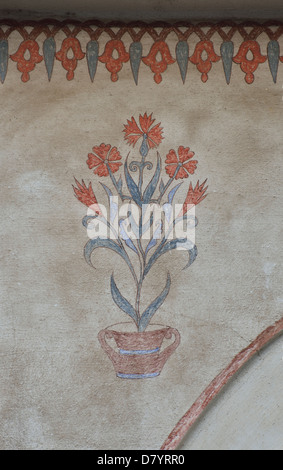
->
{"left": 0, "top": 20, "right": 282, "bottom": 84}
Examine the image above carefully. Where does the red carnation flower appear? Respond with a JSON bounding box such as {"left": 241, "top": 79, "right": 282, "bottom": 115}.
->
{"left": 87, "top": 143, "right": 122, "bottom": 177}
{"left": 123, "top": 112, "right": 163, "bottom": 149}
{"left": 165, "top": 146, "right": 198, "bottom": 180}
{"left": 73, "top": 179, "right": 101, "bottom": 214}
{"left": 181, "top": 179, "right": 208, "bottom": 215}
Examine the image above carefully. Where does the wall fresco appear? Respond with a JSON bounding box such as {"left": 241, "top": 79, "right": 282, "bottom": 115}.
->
{"left": 0, "top": 19, "right": 282, "bottom": 450}
{"left": 73, "top": 112, "right": 208, "bottom": 378}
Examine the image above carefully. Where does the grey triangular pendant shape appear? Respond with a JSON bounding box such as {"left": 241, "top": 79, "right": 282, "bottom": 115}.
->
{"left": 129, "top": 42, "right": 142, "bottom": 85}
{"left": 86, "top": 41, "right": 99, "bottom": 83}
{"left": 176, "top": 41, "right": 189, "bottom": 83}
{"left": 267, "top": 40, "right": 280, "bottom": 83}
{"left": 0, "top": 39, "right": 8, "bottom": 84}
{"left": 220, "top": 41, "right": 234, "bottom": 85}
{"left": 43, "top": 37, "right": 56, "bottom": 81}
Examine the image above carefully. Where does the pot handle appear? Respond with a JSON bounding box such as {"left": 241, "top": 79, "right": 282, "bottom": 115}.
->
{"left": 98, "top": 329, "right": 120, "bottom": 366}
{"left": 159, "top": 328, "right": 181, "bottom": 369}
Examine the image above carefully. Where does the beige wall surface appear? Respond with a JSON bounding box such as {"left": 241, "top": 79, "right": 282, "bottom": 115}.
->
{"left": 0, "top": 21, "right": 282, "bottom": 450}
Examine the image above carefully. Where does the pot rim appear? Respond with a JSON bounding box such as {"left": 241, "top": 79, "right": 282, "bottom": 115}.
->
{"left": 103, "top": 321, "right": 171, "bottom": 334}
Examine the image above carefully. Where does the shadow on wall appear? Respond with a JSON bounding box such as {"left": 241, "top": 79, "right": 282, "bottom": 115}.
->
{"left": 0, "top": 0, "right": 283, "bottom": 20}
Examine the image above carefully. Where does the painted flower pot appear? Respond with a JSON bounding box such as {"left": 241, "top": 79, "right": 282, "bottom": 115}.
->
{"left": 98, "top": 323, "right": 180, "bottom": 379}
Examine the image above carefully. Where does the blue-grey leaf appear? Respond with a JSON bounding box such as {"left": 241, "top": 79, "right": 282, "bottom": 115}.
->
{"left": 117, "top": 175, "right": 123, "bottom": 192}
{"left": 111, "top": 274, "right": 138, "bottom": 325}
{"left": 145, "top": 237, "right": 158, "bottom": 255}
{"left": 129, "top": 41, "right": 142, "bottom": 85}
{"left": 267, "top": 40, "right": 280, "bottom": 83}
{"left": 183, "top": 243, "right": 198, "bottom": 269}
{"left": 162, "top": 202, "right": 173, "bottom": 223}
{"left": 119, "top": 219, "right": 138, "bottom": 254}
{"left": 145, "top": 221, "right": 162, "bottom": 255}
{"left": 84, "top": 236, "right": 136, "bottom": 280}
{"left": 100, "top": 182, "right": 113, "bottom": 199}
{"left": 220, "top": 41, "right": 234, "bottom": 85}
{"left": 100, "top": 182, "right": 118, "bottom": 223}
{"left": 124, "top": 157, "right": 142, "bottom": 206}
{"left": 159, "top": 178, "right": 165, "bottom": 194}
{"left": 0, "top": 39, "right": 8, "bottom": 84}
{"left": 43, "top": 37, "right": 56, "bottom": 81}
{"left": 143, "top": 153, "right": 161, "bottom": 204}
{"left": 176, "top": 41, "right": 189, "bottom": 83}
{"left": 138, "top": 273, "right": 171, "bottom": 331}
{"left": 86, "top": 40, "right": 99, "bottom": 82}
{"left": 144, "top": 238, "right": 197, "bottom": 277}
{"left": 162, "top": 183, "right": 183, "bottom": 224}
{"left": 82, "top": 214, "right": 99, "bottom": 229}
{"left": 85, "top": 237, "right": 122, "bottom": 266}
{"left": 128, "top": 209, "right": 140, "bottom": 238}
{"left": 167, "top": 182, "right": 183, "bottom": 205}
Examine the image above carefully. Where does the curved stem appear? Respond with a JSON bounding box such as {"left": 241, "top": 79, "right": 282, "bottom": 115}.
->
{"left": 106, "top": 163, "right": 130, "bottom": 201}
{"left": 157, "top": 163, "right": 182, "bottom": 204}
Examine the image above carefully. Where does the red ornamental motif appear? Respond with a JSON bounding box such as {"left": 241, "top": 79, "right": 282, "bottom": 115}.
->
{"left": 233, "top": 40, "right": 266, "bottom": 84}
{"left": 10, "top": 40, "right": 43, "bottom": 82}
{"left": 99, "top": 40, "right": 130, "bottom": 82}
{"left": 56, "top": 37, "right": 85, "bottom": 80}
{"left": 142, "top": 41, "right": 175, "bottom": 84}
{"left": 190, "top": 41, "right": 220, "bottom": 83}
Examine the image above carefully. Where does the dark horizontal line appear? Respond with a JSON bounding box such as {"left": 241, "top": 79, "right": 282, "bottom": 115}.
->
{"left": 0, "top": 18, "right": 283, "bottom": 27}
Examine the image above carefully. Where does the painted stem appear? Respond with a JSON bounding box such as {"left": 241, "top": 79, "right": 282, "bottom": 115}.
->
{"left": 160, "top": 317, "right": 283, "bottom": 450}
{"left": 135, "top": 142, "right": 148, "bottom": 324}
{"left": 135, "top": 278, "right": 143, "bottom": 326}
{"left": 138, "top": 154, "right": 146, "bottom": 193}
{"left": 106, "top": 162, "right": 130, "bottom": 201}
{"left": 157, "top": 163, "right": 182, "bottom": 204}
{"left": 105, "top": 162, "right": 140, "bottom": 286}
{"left": 119, "top": 244, "right": 139, "bottom": 287}
{"left": 135, "top": 210, "right": 146, "bottom": 328}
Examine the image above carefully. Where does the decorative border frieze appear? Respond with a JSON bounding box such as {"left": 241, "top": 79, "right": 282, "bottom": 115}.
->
{"left": 0, "top": 20, "right": 282, "bottom": 84}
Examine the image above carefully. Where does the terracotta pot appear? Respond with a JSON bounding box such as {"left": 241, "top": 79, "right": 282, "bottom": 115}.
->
{"left": 98, "top": 322, "right": 180, "bottom": 379}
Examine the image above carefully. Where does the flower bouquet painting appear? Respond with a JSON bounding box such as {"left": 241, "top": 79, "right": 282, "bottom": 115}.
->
{"left": 73, "top": 113, "right": 208, "bottom": 379}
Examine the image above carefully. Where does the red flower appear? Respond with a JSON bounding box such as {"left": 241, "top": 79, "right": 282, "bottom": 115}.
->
{"left": 123, "top": 113, "right": 163, "bottom": 149}
{"left": 87, "top": 143, "right": 122, "bottom": 177}
{"left": 165, "top": 146, "right": 198, "bottom": 179}
{"left": 73, "top": 179, "right": 101, "bottom": 214}
{"left": 181, "top": 180, "right": 208, "bottom": 215}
